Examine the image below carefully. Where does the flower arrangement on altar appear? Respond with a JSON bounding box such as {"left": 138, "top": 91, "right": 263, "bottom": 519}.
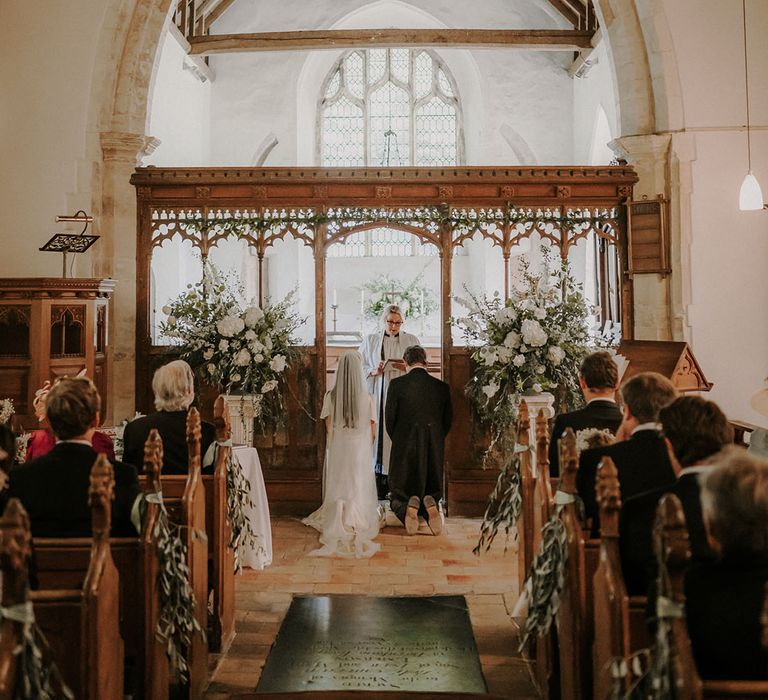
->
{"left": 0, "top": 399, "right": 13, "bottom": 425}
{"left": 452, "top": 254, "right": 592, "bottom": 443}
{"left": 160, "top": 261, "right": 305, "bottom": 429}
{"left": 362, "top": 272, "right": 437, "bottom": 320}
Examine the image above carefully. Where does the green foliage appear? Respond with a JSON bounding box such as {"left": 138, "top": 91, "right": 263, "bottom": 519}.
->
{"left": 362, "top": 272, "right": 437, "bottom": 320}
{"left": 225, "top": 449, "right": 266, "bottom": 572}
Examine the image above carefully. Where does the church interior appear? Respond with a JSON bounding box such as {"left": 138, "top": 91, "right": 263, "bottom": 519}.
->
{"left": 1, "top": 0, "right": 768, "bottom": 697}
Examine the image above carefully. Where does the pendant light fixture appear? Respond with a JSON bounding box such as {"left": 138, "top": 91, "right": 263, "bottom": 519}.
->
{"left": 739, "top": 0, "right": 766, "bottom": 210}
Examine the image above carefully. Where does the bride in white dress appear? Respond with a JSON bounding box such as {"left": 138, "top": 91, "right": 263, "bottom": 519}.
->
{"left": 303, "top": 351, "right": 381, "bottom": 558}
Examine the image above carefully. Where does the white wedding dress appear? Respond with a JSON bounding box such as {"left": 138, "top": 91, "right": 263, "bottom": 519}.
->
{"left": 302, "top": 391, "right": 381, "bottom": 558}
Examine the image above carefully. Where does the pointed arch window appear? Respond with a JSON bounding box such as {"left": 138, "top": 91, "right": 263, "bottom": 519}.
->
{"left": 319, "top": 48, "right": 463, "bottom": 167}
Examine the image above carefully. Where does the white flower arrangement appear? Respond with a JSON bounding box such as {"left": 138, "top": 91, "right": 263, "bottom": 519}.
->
{"left": 160, "top": 261, "right": 305, "bottom": 429}
{"left": 452, "top": 253, "right": 593, "bottom": 438}
{"left": 0, "top": 398, "right": 14, "bottom": 425}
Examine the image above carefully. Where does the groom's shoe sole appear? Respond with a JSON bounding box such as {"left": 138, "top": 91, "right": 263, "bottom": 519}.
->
{"left": 405, "top": 496, "right": 420, "bottom": 535}
{"left": 423, "top": 495, "right": 443, "bottom": 535}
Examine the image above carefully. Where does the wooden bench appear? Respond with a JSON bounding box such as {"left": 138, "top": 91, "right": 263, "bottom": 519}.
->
{"left": 34, "top": 440, "right": 170, "bottom": 700}
{"left": 517, "top": 400, "right": 536, "bottom": 595}
{"left": 203, "top": 396, "right": 236, "bottom": 653}
{"left": 138, "top": 408, "right": 208, "bottom": 699}
{"left": 29, "top": 456, "right": 125, "bottom": 699}
{"left": 657, "top": 494, "right": 768, "bottom": 699}
{"left": 591, "top": 456, "right": 651, "bottom": 699}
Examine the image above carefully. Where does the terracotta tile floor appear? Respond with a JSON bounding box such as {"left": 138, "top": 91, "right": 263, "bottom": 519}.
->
{"left": 204, "top": 517, "right": 537, "bottom": 698}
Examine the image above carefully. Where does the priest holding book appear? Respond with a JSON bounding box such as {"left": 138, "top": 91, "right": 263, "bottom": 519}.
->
{"left": 359, "top": 304, "right": 419, "bottom": 499}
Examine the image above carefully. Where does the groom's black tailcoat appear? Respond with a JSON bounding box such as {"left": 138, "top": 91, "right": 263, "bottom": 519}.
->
{"left": 385, "top": 367, "right": 452, "bottom": 523}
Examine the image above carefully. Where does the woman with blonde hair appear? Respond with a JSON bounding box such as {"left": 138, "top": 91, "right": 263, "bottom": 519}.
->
{"left": 303, "top": 351, "right": 381, "bottom": 557}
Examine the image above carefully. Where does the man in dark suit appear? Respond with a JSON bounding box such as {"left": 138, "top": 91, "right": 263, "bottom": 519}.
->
{"left": 385, "top": 345, "right": 452, "bottom": 535}
{"left": 619, "top": 396, "right": 733, "bottom": 595}
{"left": 578, "top": 371, "right": 678, "bottom": 532}
{"left": 8, "top": 377, "right": 140, "bottom": 538}
{"left": 549, "top": 350, "right": 622, "bottom": 476}
{"left": 123, "top": 359, "right": 215, "bottom": 474}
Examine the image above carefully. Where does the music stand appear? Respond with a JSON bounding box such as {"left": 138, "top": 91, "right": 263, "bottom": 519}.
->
{"left": 40, "top": 234, "right": 99, "bottom": 277}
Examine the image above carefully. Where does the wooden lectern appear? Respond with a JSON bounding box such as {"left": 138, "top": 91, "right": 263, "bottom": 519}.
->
{"left": 617, "top": 340, "right": 713, "bottom": 392}
{"left": 0, "top": 278, "right": 115, "bottom": 428}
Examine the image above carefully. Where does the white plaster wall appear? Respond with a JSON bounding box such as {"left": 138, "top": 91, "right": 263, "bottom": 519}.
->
{"left": 143, "top": 30, "right": 211, "bottom": 166}
{"left": 658, "top": 0, "right": 768, "bottom": 424}
{"left": 209, "top": 0, "right": 574, "bottom": 166}
{"left": 0, "top": 0, "right": 110, "bottom": 277}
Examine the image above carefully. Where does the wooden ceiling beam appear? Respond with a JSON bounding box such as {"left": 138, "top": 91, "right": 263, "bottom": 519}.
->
{"left": 187, "top": 28, "right": 594, "bottom": 55}
{"left": 205, "top": 0, "right": 238, "bottom": 27}
{"left": 544, "top": 0, "right": 584, "bottom": 27}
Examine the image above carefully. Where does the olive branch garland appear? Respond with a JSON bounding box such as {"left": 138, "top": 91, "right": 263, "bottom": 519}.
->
{"left": 3, "top": 601, "right": 74, "bottom": 700}
{"left": 518, "top": 493, "right": 573, "bottom": 651}
{"left": 224, "top": 449, "right": 266, "bottom": 573}
{"left": 473, "top": 444, "right": 530, "bottom": 555}
{"left": 146, "top": 493, "right": 204, "bottom": 684}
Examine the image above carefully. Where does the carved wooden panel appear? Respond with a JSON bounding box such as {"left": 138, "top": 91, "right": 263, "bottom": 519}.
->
{"left": 627, "top": 195, "right": 670, "bottom": 276}
{"left": 50, "top": 306, "right": 85, "bottom": 357}
{"left": 0, "top": 366, "right": 29, "bottom": 415}
{"left": 0, "top": 306, "right": 30, "bottom": 357}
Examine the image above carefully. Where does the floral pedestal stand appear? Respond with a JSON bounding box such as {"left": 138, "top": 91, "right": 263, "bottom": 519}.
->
{"left": 520, "top": 392, "right": 555, "bottom": 470}
{"left": 222, "top": 394, "right": 258, "bottom": 446}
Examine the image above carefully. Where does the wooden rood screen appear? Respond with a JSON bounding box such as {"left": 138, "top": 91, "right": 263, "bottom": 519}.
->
{"left": 131, "top": 166, "right": 637, "bottom": 515}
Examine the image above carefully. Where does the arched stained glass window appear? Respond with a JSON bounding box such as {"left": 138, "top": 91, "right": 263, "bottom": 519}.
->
{"left": 319, "top": 48, "right": 463, "bottom": 167}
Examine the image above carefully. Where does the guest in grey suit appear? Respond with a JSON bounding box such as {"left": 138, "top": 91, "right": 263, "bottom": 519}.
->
{"left": 385, "top": 345, "right": 452, "bottom": 535}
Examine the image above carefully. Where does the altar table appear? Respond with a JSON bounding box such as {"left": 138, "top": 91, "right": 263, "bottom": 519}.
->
{"left": 234, "top": 445, "right": 273, "bottom": 569}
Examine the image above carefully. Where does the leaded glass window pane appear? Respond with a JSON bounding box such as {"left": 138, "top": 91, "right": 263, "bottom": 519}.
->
{"left": 319, "top": 48, "right": 463, "bottom": 172}
{"left": 345, "top": 51, "right": 365, "bottom": 99}
{"left": 327, "top": 231, "right": 367, "bottom": 258}
{"left": 321, "top": 94, "right": 364, "bottom": 167}
{"left": 415, "top": 97, "right": 457, "bottom": 166}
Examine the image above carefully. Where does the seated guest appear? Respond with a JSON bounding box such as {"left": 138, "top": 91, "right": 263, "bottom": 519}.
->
{"left": 619, "top": 396, "right": 733, "bottom": 595}
{"left": 26, "top": 374, "right": 115, "bottom": 462}
{"left": 578, "top": 372, "right": 678, "bottom": 531}
{"left": 122, "top": 360, "right": 215, "bottom": 474}
{"left": 8, "top": 377, "right": 140, "bottom": 537}
{"left": 548, "top": 350, "right": 622, "bottom": 476}
{"left": 685, "top": 448, "right": 768, "bottom": 680}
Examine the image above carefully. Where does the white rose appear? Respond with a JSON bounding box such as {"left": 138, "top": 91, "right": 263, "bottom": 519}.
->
{"left": 216, "top": 315, "right": 245, "bottom": 337}
{"left": 207, "top": 363, "right": 216, "bottom": 375}
{"left": 167, "top": 316, "right": 177, "bottom": 326}
{"left": 203, "top": 348, "right": 214, "bottom": 360}
{"left": 532, "top": 383, "right": 543, "bottom": 393}
{"left": 482, "top": 382, "right": 499, "bottom": 399}
{"left": 244, "top": 306, "right": 264, "bottom": 327}
{"left": 254, "top": 353, "right": 264, "bottom": 363}
{"left": 249, "top": 339, "right": 265, "bottom": 354}
{"left": 161, "top": 305, "right": 171, "bottom": 315}
{"left": 497, "top": 347, "right": 513, "bottom": 364}
{"left": 480, "top": 348, "right": 498, "bottom": 366}
{"left": 269, "top": 354, "right": 287, "bottom": 372}
{"left": 244, "top": 329, "right": 257, "bottom": 341}
{"left": 513, "top": 354, "right": 526, "bottom": 367}
{"left": 264, "top": 337, "right": 273, "bottom": 350}
{"left": 521, "top": 319, "right": 548, "bottom": 347}
{"left": 533, "top": 307, "right": 547, "bottom": 320}
{"left": 234, "top": 348, "right": 251, "bottom": 366}
{"left": 536, "top": 365, "right": 546, "bottom": 374}
{"left": 548, "top": 346, "right": 565, "bottom": 365}
{"left": 503, "top": 331, "right": 520, "bottom": 349}
{"left": 261, "top": 379, "right": 278, "bottom": 393}
{"left": 231, "top": 373, "right": 241, "bottom": 383}
{"left": 218, "top": 339, "right": 229, "bottom": 352}
{"left": 521, "top": 299, "right": 535, "bottom": 311}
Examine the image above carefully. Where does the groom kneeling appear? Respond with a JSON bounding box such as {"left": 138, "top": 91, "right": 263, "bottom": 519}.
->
{"left": 385, "top": 345, "right": 452, "bottom": 535}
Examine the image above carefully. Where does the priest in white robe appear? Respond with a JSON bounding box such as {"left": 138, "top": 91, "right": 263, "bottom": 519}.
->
{"left": 359, "top": 304, "right": 419, "bottom": 498}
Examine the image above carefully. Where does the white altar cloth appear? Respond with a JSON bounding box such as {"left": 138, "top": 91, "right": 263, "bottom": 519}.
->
{"left": 234, "top": 445, "right": 273, "bottom": 569}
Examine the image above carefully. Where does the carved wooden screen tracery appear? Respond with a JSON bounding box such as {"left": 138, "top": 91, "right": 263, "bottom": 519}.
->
{"left": 133, "top": 166, "right": 637, "bottom": 515}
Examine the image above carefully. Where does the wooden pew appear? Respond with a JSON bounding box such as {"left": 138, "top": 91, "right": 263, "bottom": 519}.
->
{"left": 657, "top": 494, "right": 768, "bottom": 699}
{"left": 517, "top": 399, "right": 535, "bottom": 595}
{"left": 0, "top": 500, "right": 73, "bottom": 700}
{"left": 555, "top": 428, "right": 591, "bottom": 700}
{"left": 30, "top": 456, "right": 124, "bottom": 699}
{"left": 203, "top": 395, "right": 236, "bottom": 653}
{"left": 138, "top": 408, "right": 208, "bottom": 699}
{"left": 591, "top": 456, "right": 651, "bottom": 699}
{"left": 34, "top": 436, "right": 170, "bottom": 700}
{"left": 532, "top": 408, "right": 556, "bottom": 698}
